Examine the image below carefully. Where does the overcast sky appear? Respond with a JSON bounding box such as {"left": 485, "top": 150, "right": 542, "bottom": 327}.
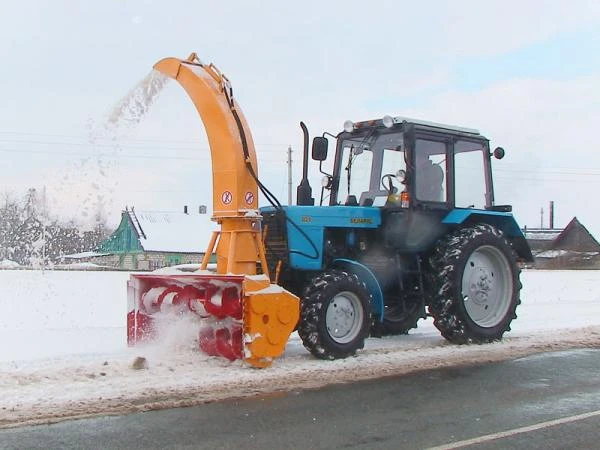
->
{"left": 1, "top": 0, "right": 600, "bottom": 235}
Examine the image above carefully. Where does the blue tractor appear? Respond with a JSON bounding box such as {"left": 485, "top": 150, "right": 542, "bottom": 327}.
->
{"left": 261, "top": 116, "right": 533, "bottom": 360}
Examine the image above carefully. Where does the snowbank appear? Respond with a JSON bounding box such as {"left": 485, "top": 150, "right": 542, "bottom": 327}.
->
{"left": 0, "top": 259, "right": 20, "bottom": 269}
{"left": 0, "top": 269, "right": 599, "bottom": 427}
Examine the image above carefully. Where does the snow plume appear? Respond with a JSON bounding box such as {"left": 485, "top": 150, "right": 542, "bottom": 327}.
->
{"left": 45, "top": 118, "right": 120, "bottom": 230}
{"left": 46, "top": 70, "right": 171, "bottom": 229}
{"left": 105, "top": 70, "right": 170, "bottom": 133}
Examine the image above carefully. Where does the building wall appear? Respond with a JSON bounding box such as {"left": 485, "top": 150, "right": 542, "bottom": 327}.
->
{"left": 69, "top": 252, "right": 207, "bottom": 271}
{"left": 136, "top": 252, "right": 205, "bottom": 271}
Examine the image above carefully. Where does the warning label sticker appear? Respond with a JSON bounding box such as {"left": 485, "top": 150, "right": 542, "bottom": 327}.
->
{"left": 222, "top": 191, "right": 233, "bottom": 205}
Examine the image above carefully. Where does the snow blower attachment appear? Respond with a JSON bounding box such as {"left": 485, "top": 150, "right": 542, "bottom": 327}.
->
{"left": 126, "top": 53, "right": 299, "bottom": 368}
{"left": 127, "top": 273, "right": 298, "bottom": 367}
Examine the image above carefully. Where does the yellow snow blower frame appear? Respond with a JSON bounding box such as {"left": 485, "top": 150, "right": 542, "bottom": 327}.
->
{"left": 127, "top": 54, "right": 299, "bottom": 368}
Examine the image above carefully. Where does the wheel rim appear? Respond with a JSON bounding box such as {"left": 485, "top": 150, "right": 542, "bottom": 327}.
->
{"left": 325, "top": 291, "right": 364, "bottom": 344}
{"left": 461, "top": 245, "right": 513, "bottom": 328}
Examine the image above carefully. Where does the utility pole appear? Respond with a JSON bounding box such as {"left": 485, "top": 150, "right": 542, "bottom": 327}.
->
{"left": 287, "top": 145, "right": 293, "bottom": 205}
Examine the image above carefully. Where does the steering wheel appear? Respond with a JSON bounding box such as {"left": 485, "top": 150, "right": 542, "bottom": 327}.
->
{"left": 381, "top": 174, "right": 397, "bottom": 194}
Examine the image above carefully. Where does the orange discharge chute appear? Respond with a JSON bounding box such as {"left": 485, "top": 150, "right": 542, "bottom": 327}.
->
{"left": 126, "top": 54, "right": 299, "bottom": 368}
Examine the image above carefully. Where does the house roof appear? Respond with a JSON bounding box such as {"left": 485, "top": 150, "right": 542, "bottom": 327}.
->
{"left": 522, "top": 217, "right": 600, "bottom": 263}
{"left": 551, "top": 217, "right": 600, "bottom": 252}
{"left": 129, "top": 209, "right": 217, "bottom": 253}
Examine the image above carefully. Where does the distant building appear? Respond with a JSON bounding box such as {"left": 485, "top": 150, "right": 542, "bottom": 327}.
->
{"left": 523, "top": 217, "right": 600, "bottom": 269}
{"left": 66, "top": 206, "right": 216, "bottom": 270}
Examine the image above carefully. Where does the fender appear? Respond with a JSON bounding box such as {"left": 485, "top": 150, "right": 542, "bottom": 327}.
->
{"left": 442, "top": 209, "right": 534, "bottom": 261}
{"left": 331, "top": 258, "right": 384, "bottom": 322}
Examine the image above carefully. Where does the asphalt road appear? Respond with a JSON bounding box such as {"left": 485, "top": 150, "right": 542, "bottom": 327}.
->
{"left": 1, "top": 348, "right": 600, "bottom": 449}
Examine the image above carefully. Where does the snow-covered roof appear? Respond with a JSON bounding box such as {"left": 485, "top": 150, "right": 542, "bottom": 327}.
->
{"left": 65, "top": 251, "right": 111, "bottom": 259}
{"left": 535, "top": 249, "right": 569, "bottom": 258}
{"left": 536, "top": 249, "right": 600, "bottom": 259}
{"left": 130, "top": 210, "right": 217, "bottom": 253}
{"left": 522, "top": 228, "right": 563, "bottom": 241}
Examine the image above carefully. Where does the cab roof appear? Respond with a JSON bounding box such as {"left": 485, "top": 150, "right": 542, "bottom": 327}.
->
{"left": 352, "top": 116, "right": 481, "bottom": 136}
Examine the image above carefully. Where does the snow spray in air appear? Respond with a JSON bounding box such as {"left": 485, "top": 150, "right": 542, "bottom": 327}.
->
{"left": 105, "top": 70, "right": 170, "bottom": 131}
{"left": 54, "top": 71, "right": 171, "bottom": 230}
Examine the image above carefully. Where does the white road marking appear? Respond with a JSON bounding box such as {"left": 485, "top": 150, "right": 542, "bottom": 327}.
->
{"left": 427, "top": 409, "right": 600, "bottom": 450}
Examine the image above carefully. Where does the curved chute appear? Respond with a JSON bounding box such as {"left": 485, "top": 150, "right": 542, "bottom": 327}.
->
{"left": 154, "top": 53, "right": 259, "bottom": 218}
{"left": 154, "top": 54, "right": 264, "bottom": 275}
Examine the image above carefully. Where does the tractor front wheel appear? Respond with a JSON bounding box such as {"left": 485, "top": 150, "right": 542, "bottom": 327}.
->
{"left": 298, "top": 270, "right": 371, "bottom": 360}
{"left": 428, "top": 224, "right": 521, "bottom": 343}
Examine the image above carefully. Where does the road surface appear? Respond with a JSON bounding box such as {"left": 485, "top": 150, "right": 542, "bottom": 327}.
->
{"left": 1, "top": 348, "right": 599, "bottom": 449}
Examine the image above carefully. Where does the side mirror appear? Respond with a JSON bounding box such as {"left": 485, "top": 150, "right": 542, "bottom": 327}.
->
{"left": 493, "top": 147, "right": 505, "bottom": 160}
{"left": 312, "top": 137, "right": 328, "bottom": 161}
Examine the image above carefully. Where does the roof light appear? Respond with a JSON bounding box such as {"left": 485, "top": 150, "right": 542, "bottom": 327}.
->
{"left": 343, "top": 120, "right": 355, "bottom": 133}
{"left": 382, "top": 115, "right": 394, "bottom": 128}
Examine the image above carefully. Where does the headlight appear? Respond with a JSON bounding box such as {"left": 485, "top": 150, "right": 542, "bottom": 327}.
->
{"left": 343, "top": 120, "right": 355, "bottom": 133}
{"left": 321, "top": 175, "right": 333, "bottom": 189}
{"left": 382, "top": 115, "right": 394, "bottom": 128}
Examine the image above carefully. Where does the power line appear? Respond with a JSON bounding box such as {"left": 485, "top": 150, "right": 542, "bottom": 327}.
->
{"left": 493, "top": 167, "right": 600, "bottom": 176}
{"left": 0, "top": 146, "right": 290, "bottom": 162}
{"left": 3, "top": 131, "right": 600, "bottom": 180}
{"left": 0, "top": 131, "right": 290, "bottom": 148}
{"left": 0, "top": 139, "right": 291, "bottom": 155}
{"left": 494, "top": 175, "right": 600, "bottom": 183}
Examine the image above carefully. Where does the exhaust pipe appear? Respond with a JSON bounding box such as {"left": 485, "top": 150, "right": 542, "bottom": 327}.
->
{"left": 296, "top": 121, "right": 314, "bottom": 206}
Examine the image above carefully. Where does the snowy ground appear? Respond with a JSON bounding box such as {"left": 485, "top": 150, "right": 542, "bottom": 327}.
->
{"left": 1, "top": 269, "right": 599, "bottom": 428}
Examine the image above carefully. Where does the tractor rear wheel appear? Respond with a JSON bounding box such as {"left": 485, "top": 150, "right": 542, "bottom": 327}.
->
{"left": 298, "top": 270, "right": 371, "bottom": 360}
{"left": 428, "top": 224, "right": 521, "bottom": 343}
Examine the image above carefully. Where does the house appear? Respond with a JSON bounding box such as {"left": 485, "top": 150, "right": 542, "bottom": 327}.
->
{"left": 523, "top": 217, "right": 600, "bottom": 269}
{"left": 67, "top": 207, "right": 216, "bottom": 270}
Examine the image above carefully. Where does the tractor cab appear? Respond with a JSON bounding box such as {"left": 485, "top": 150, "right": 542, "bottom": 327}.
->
{"left": 320, "top": 116, "right": 503, "bottom": 213}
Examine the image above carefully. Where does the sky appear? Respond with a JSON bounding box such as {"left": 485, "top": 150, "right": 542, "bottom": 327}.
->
{"left": 1, "top": 0, "right": 600, "bottom": 235}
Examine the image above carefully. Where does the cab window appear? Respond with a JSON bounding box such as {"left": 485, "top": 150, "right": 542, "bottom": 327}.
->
{"left": 337, "top": 144, "right": 373, "bottom": 203}
{"left": 454, "top": 140, "right": 486, "bottom": 209}
{"left": 414, "top": 139, "right": 446, "bottom": 203}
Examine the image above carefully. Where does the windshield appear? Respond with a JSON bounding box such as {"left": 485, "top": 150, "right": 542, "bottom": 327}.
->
{"left": 336, "top": 130, "right": 405, "bottom": 205}
{"left": 338, "top": 140, "right": 374, "bottom": 201}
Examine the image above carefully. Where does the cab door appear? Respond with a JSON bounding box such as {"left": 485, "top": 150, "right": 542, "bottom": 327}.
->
{"left": 382, "top": 129, "right": 451, "bottom": 252}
